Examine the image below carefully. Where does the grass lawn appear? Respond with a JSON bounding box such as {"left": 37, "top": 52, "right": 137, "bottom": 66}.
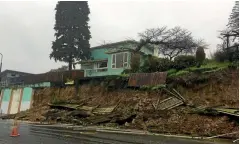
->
{"left": 167, "top": 61, "right": 232, "bottom": 77}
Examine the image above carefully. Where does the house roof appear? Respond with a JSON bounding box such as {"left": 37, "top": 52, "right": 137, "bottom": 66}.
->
{"left": 91, "top": 40, "right": 139, "bottom": 50}
{"left": 91, "top": 40, "right": 155, "bottom": 52}
{"left": 0, "top": 69, "right": 34, "bottom": 77}
{"left": 105, "top": 48, "right": 146, "bottom": 54}
{"left": 76, "top": 59, "right": 108, "bottom": 64}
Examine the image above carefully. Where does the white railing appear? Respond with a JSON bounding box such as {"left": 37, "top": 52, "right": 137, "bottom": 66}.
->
{"left": 0, "top": 81, "right": 25, "bottom": 88}
{"left": 84, "top": 68, "right": 108, "bottom": 77}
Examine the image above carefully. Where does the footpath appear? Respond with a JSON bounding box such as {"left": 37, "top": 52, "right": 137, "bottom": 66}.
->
{"left": 29, "top": 122, "right": 236, "bottom": 144}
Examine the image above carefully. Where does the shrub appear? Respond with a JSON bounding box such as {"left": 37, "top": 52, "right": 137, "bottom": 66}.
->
{"left": 122, "top": 69, "right": 131, "bottom": 74}
{"left": 213, "top": 50, "right": 227, "bottom": 62}
{"left": 157, "top": 58, "right": 174, "bottom": 72}
{"left": 228, "top": 61, "right": 239, "bottom": 69}
{"left": 175, "top": 70, "right": 190, "bottom": 76}
{"left": 189, "top": 67, "right": 217, "bottom": 73}
{"left": 140, "top": 56, "right": 174, "bottom": 72}
{"left": 173, "top": 55, "right": 196, "bottom": 70}
{"left": 225, "top": 47, "right": 239, "bottom": 62}
{"left": 167, "top": 69, "right": 177, "bottom": 76}
{"left": 140, "top": 55, "right": 159, "bottom": 72}
{"left": 202, "top": 59, "right": 214, "bottom": 65}
{"left": 130, "top": 53, "right": 141, "bottom": 73}
{"left": 213, "top": 46, "right": 239, "bottom": 62}
{"left": 148, "top": 55, "right": 160, "bottom": 72}
{"left": 196, "top": 47, "right": 206, "bottom": 67}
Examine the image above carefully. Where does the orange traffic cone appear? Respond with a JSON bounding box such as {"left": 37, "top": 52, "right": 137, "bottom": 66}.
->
{"left": 10, "top": 126, "right": 20, "bottom": 137}
{"left": 10, "top": 120, "right": 20, "bottom": 137}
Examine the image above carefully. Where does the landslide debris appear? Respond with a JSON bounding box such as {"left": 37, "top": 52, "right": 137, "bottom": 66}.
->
{"left": 6, "top": 69, "right": 239, "bottom": 139}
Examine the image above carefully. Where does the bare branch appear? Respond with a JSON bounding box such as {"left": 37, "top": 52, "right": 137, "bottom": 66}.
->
{"left": 136, "top": 26, "right": 204, "bottom": 59}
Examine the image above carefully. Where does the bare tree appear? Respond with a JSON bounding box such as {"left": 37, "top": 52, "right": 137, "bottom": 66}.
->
{"left": 220, "top": 1, "right": 239, "bottom": 48}
{"left": 136, "top": 26, "right": 205, "bottom": 60}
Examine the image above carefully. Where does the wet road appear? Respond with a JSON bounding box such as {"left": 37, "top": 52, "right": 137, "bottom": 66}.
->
{"left": 0, "top": 120, "right": 230, "bottom": 144}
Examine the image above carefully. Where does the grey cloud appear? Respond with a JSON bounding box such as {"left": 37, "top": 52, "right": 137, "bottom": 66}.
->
{"left": 0, "top": 1, "right": 234, "bottom": 73}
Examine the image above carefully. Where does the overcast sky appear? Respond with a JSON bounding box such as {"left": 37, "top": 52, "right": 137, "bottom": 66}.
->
{"left": 0, "top": 0, "right": 234, "bottom": 73}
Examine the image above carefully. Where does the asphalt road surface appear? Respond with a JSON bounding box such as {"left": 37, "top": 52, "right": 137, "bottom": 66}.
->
{"left": 0, "top": 120, "right": 231, "bottom": 144}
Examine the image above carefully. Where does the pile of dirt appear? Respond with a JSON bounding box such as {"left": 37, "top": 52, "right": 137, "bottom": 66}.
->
{"left": 11, "top": 69, "right": 239, "bottom": 138}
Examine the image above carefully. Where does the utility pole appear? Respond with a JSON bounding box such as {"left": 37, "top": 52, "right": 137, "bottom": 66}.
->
{"left": 0, "top": 53, "right": 3, "bottom": 83}
{"left": 0, "top": 53, "right": 2, "bottom": 73}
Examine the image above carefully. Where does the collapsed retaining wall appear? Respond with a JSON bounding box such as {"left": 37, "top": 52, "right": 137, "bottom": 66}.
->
{"left": 2, "top": 69, "right": 239, "bottom": 138}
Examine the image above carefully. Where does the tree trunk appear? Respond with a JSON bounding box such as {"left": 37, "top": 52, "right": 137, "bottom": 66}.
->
{"left": 226, "top": 35, "right": 230, "bottom": 48}
{"left": 68, "top": 61, "right": 72, "bottom": 70}
{"left": 68, "top": 53, "right": 73, "bottom": 71}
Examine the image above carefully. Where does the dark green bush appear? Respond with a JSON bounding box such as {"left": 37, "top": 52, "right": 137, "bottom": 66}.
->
{"left": 228, "top": 61, "right": 239, "bottom": 69}
{"left": 167, "top": 69, "right": 177, "bottom": 76}
{"left": 173, "top": 55, "right": 196, "bottom": 70}
{"left": 157, "top": 58, "right": 174, "bottom": 72}
{"left": 140, "top": 55, "right": 174, "bottom": 72}
{"left": 130, "top": 53, "right": 141, "bottom": 73}
{"left": 213, "top": 50, "right": 227, "bottom": 62}
{"left": 140, "top": 55, "right": 159, "bottom": 72}
{"left": 122, "top": 69, "right": 131, "bottom": 74}
{"left": 225, "top": 47, "right": 239, "bottom": 62}
{"left": 214, "top": 46, "right": 239, "bottom": 62}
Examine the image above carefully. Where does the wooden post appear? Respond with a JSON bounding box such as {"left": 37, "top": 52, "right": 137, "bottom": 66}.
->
{"left": 29, "top": 88, "right": 34, "bottom": 109}
{"left": 17, "top": 88, "right": 23, "bottom": 113}
{"left": 7, "top": 89, "right": 14, "bottom": 114}
{"left": 0, "top": 89, "right": 3, "bottom": 116}
{"left": 0, "top": 90, "right": 3, "bottom": 111}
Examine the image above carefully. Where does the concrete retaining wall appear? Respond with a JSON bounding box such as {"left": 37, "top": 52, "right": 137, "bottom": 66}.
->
{"left": 0, "top": 87, "right": 34, "bottom": 114}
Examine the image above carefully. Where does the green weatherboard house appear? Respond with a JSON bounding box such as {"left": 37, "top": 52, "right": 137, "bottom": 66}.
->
{"left": 79, "top": 40, "right": 159, "bottom": 77}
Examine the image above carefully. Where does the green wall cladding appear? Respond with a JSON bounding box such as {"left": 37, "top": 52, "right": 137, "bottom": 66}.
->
{"left": 91, "top": 48, "right": 109, "bottom": 60}
{"left": 22, "top": 87, "right": 32, "bottom": 102}
{"left": 2, "top": 89, "right": 11, "bottom": 101}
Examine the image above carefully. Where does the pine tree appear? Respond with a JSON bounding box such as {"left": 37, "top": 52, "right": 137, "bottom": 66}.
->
{"left": 228, "top": 1, "right": 239, "bottom": 35}
{"left": 50, "top": 1, "right": 91, "bottom": 70}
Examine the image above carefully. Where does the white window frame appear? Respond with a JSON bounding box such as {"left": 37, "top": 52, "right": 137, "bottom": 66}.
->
{"left": 111, "top": 52, "right": 128, "bottom": 69}
{"left": 93, "top": 61, "right": 108, "bottom": 72}
{"left": 123, "top": 52, "right": 128, "bottom": 68}
{"left": 94, "top": 61, "right": 108, "bottom": 69}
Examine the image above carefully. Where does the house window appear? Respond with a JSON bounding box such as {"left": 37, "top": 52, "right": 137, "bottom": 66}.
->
{"left": 95, "top": 61, "right": 108, "bottom": 72}
{"left": 11, "top": 74, "right": 16, "bottom": 77}
{"left": 96, "top": 61, "right": 107, "bottom": 68}
{"left": 112, "top": 54, "right": 116, "bottom": 68}
{"left": 112, "top": 52, "right": 128, "bottom": 68}
{"left": 123, "top": 52, "right": 128, "bottom": 67}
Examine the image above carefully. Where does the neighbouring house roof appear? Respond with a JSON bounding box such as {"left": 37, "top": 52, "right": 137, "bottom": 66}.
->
{"left": 0, "top": 69, "right": 34, "bottom": 77}
{"left": 76, "top": 59, "right": 108, "bottom": 64}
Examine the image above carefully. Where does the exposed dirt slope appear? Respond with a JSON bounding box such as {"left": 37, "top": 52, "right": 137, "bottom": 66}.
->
{"left": 12, "top": 69, "right": 239, "bottom": 138}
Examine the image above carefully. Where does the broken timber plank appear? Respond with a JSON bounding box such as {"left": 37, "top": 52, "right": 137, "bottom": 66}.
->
{"left": 158, "top": 97, "right": 183, "bottom": 110}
